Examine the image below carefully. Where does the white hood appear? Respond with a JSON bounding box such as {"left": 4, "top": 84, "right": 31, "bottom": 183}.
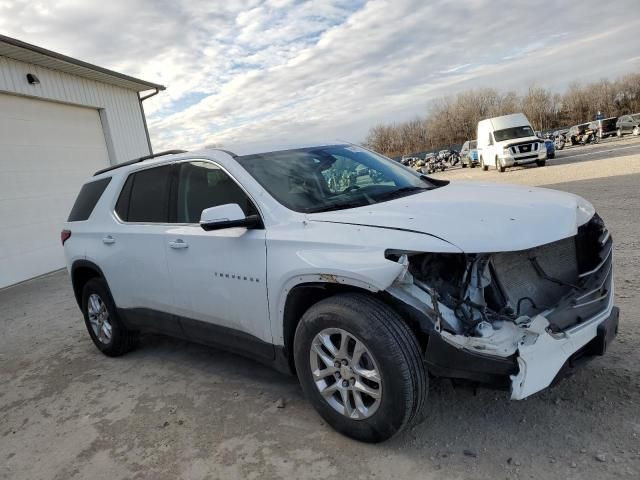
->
{"left": 308, "top": 182, "right": 595, "bottom": 253}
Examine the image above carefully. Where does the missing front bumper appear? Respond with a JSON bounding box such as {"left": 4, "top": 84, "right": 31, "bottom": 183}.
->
{"left": 424, "top": 305, "right": 619, "bottom": 399}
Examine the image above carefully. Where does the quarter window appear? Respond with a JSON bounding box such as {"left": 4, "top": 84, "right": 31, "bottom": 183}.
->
{"left": 175, "top": 161, "right": 256, "bottom": 223}
{"left": 68, "top": 177, "right": 111, "bottom": 221}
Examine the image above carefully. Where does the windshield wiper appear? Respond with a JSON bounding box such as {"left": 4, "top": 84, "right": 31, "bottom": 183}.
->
{"left": 374, "top": 186, "right": 430, "bottom": 201}
{"left": 305, "top": 200, "right": 371, "bottom": 213}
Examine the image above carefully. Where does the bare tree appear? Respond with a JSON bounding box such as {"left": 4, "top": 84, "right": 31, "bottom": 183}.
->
{"left": 364, "top": 72, "right": 640, "bottom": 157}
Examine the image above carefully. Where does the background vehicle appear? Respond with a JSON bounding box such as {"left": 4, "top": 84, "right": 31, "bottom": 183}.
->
{"left": 543, "top": 138, "right": 555, "bottom": 158}
{"left": 477, "top": 113, "right": 546, "bottom": 172}
{"left": 595, "top": 117, "right": 618, "bottom": 138}
{"left": 400, "top": 155, "right": 420, "bottom": 166}
{"left": 568, "top": 123, "right": 589, "bottom": 145}
{"left": 424, "top": 154, "right": 447, "bottom": 173}
{"left": 460, "top": 140, "right": 479, "bottom": 168}
{"left": 553, "top": 129, "right": 569, "bottom": 150}
{"left": 582, "top": 122, "right": 601, "bottom": 145}
{"left": 63, "top": 144, "right": 617, "bottom": 443}
{"left": 616, "top": 113, "right": 640, "bottom": 136}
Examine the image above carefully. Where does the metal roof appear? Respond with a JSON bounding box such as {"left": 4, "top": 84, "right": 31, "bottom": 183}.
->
{"left": 0, "top": 34, "right": 165, "bottom": 92}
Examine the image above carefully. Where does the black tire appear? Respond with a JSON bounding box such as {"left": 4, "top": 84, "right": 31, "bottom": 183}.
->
{"left": 536, "top": 159, "right": 546, "bottom": 167}
{"left": 461, "top": 161, "right": 467, "bottom": 168}
{"left": 496, "top": 156, "right": 505, "bottom": 173}
{"left": 549, "top": 152, "right": 555, "bottom": 159}
{"left": 293, "top": 293, "right": 427, "bottom": 443}
{"left": 481, "top": 156, "right": 488, "bottom": 171}
{"left": 81, "top": 278, "right": 138, "bottom": 357}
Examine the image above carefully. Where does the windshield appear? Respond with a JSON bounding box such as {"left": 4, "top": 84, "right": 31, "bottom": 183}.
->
{"left": 470, "top": 140, "right": 477, "bottom": 149}
{"left": 493, "top": 125, "right": 535, "bottom": 142}
{"left": 236, "top": 145, "right": 438, "bottom": 213}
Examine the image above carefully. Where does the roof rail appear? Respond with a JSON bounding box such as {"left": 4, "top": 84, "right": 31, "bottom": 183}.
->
{"left": 93, "top": 150, "right": 188, "bottom": 176}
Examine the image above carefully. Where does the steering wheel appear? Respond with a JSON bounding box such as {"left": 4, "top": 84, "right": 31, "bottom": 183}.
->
{"left": 343, "top": 185, "right": 360, "bottom": 193}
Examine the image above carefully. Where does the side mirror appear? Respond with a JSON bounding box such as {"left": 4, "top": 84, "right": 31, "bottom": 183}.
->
{"left": 199, "top": 204, "right": 262, "bottom": 231}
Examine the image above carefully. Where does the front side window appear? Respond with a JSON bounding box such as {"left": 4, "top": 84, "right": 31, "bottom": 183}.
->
{"left": 115, "top": 165, "right": 172, "bottom": 222}
{"left": 470, "top": 140, "right": 477, "bottom": 149}
{"left": 493, "top": 125, "right": 534, "bottom": 142}
{"left": 175, "top": 161, "right": 256, "bottom": 223}
{"left": 236, "top": 144, "right": 438, "bottom": 213}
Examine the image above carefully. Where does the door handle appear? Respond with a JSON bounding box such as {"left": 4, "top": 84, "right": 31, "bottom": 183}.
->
{"left": 102, "top": 235, "right": 115, "bottom": 245}
{"left": 168, "top": 239, "right": 188, "bottom": 249}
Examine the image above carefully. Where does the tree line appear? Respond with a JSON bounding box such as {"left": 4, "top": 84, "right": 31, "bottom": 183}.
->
{"left": 363, "top": 73, "right": 640, "bottom": 157}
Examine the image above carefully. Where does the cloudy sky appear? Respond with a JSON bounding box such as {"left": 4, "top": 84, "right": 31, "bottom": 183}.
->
{"left": 1, "top": 0, "right": 639, "bottom": 150}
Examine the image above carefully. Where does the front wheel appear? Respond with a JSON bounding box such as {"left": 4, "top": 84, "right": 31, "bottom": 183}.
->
{"left": 536, "top": 159, "right": 546, "bottom": 167}
{"left": 293, "top": 293, "right": 427, "bottom": 443}
{"left": 481, "top": 156, "right": 488, "bottom": 171}
{"left": 496, "top": 156, "right": 505, "bottom": 173}
{"left": 633, "top": 126, "right": 639, "bottom": 136}
{"left": 617, "top": 128, "right": 622, "bottom": 137}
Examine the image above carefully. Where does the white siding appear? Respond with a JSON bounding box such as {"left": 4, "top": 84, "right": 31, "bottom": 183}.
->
{"left": 0, "top": 55, "right": 150, "bottom": 164}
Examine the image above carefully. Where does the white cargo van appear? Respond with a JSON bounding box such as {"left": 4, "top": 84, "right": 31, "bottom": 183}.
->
{"left": 477, "top": 113, "right": 546, "bottom": 172}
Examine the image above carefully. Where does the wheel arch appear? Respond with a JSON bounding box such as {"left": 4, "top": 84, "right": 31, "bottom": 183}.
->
{"left": 280, "top": 280, "right": 429, "bottom": 374}
{"left": 70, "top": 260, "right": 106, "bottom": 308}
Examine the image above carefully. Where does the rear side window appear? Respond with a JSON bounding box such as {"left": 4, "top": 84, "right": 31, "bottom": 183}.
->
{"left": 115, "top": 165, "right": 172, "bottom": 222}
{"left": 67, "top": 177, "right": 111, "bottom": 221}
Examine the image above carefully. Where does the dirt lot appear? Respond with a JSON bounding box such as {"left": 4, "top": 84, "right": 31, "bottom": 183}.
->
{"left": 2, "top": 137, "right": 640, "bottom": 480}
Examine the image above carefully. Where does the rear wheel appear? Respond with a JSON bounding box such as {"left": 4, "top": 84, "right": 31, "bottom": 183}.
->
{"left": 481, "top": 156, "right": 488, "bottom": 171}
{"left": 633, "top": 126, "right": 639, "bottom": 136}
{"left": 617, "top": 128, "right": 622, "bottom": 137}
{"left": 293, "top": 293, "right": 427, "bottom": 443}
{"left": 81, "top": 278, "right": 138, "bottom": 357}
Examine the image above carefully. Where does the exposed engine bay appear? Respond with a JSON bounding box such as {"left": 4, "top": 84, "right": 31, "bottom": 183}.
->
{"left": 387, "top": 213, "right": 616, "bottom": 399}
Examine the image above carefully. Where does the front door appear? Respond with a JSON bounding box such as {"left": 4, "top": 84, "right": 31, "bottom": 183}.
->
{"left": 164, "top": 160, "right": 272, "bottom": 358}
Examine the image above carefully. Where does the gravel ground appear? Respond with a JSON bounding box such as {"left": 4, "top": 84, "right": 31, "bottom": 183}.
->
{"left": 1, "top": 138, "right": 639, "bottom": 480}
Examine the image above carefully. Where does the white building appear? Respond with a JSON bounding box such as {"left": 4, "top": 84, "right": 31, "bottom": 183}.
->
{"left": 0, "top": 34, "right": 165, "bottom": 288}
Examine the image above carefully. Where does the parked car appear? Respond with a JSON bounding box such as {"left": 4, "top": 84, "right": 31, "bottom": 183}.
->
{"left": 477, "top": 113, "right": 547, "bottom": 172}
{"left": 615, "top": 113, "right": 640, "bottom": 137}
{"left": 460, "top": 139, "right": 479, "bottom": 167}
{"left": 63, "top": 144, "right": 618, "bottom": 442}
{"left": 568, "top": 123, "right": 590, "bottom": 145}
{"left": 400, "top": 155, "right": 420, "bottom": 166}
{"left": 594, "top": 117, "right": 618, "bottom": 138}
{"left": 436, "top": 149, "right": 450, "bottom": 160}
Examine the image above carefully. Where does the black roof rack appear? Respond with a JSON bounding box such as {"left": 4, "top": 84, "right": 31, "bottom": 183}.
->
{"left": 93, "top": 150, "right": 188, "bottom": 176}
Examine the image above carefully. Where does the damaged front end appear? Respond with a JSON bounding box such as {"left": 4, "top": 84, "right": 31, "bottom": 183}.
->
{"left": 386, "top": 213, "right": 618, "bottom": 399}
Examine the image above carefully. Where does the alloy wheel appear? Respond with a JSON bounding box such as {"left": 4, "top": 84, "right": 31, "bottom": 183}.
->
{"left": 87, "top": 293, "right": 113, "bottom": 344}
{"left": 309, "top": 328, "right": 382, "bottom": 420}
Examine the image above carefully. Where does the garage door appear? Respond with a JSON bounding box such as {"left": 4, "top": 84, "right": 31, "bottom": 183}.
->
{"left": 0, "top": 93, "right": 110, "bottom": 288}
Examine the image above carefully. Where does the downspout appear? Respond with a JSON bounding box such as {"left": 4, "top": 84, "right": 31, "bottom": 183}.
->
{"left": 138, "top": 88, "right": 160, "bottom": 155}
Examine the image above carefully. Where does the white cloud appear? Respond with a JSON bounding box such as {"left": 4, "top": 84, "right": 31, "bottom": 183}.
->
{"left": 1, "top": 0, "right": 639, "bottom": 152}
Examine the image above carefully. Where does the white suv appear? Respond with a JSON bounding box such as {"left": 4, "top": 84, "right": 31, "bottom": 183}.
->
{"left": 63, "top": 143, "right": 618, "bottom": 442}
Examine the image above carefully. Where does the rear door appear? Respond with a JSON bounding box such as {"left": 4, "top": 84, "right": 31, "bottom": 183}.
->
{"left": 97, "top": 164, "right": 179, "bottom": 333}
{"left": 163, "top": 159, "right": 272, "bottom": 356}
